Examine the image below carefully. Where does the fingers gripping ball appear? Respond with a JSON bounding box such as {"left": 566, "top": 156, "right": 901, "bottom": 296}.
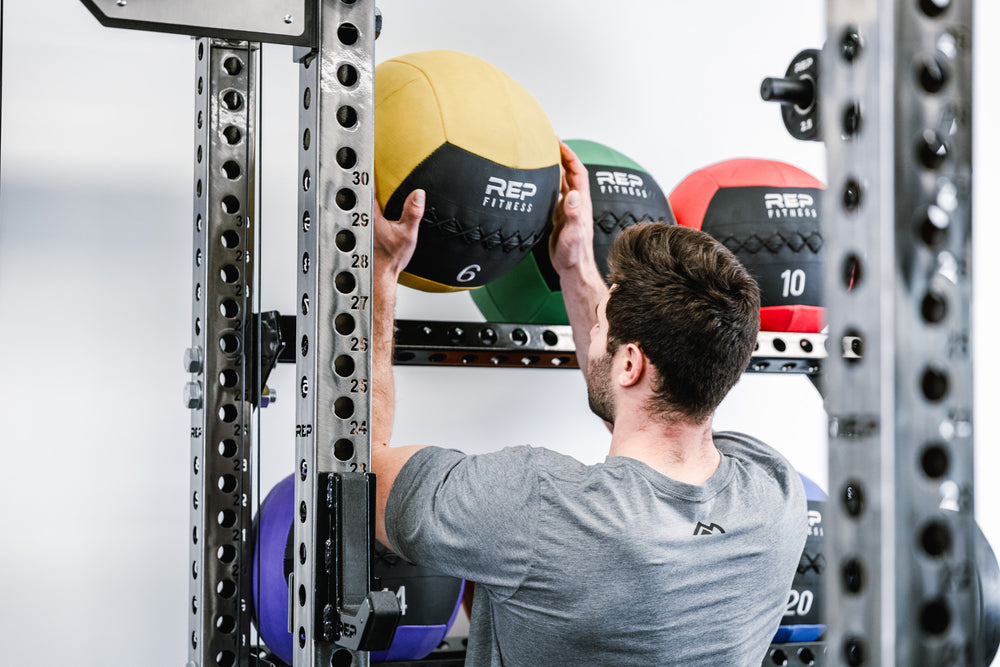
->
{"left": 669, "top": 159, "right": 825, "bottom": 333}
{"left": 375, "top": 50, "right": 560, "bottom": 291}
{"left": 250, "top": 475, "right": 465, "bottom": 664}
{"left": 471, "top": 139, "right": 674, "bottom": 324}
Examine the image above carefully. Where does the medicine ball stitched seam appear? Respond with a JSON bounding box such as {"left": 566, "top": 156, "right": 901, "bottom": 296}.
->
{"left": 593, "top": 211, "right": 664, "bottom": 235}
{"left": 421, "top": 207, "right": 543, "bottom": 253}
{"left": 717, "top": 231, "right": 824, "bottom": 255}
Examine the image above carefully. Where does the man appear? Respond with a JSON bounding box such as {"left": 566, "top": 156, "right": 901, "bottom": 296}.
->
{"left": 371, "top": 142, "right": 807, "bottom": 666}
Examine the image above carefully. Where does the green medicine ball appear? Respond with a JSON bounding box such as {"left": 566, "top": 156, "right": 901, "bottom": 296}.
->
{"left": 471, "top": 139, "right": 675, "bottom": 324}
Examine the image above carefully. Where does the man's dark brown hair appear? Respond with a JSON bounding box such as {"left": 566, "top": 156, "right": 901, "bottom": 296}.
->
{"left": 605, "top": 223, "right": 760, "bottom": 423}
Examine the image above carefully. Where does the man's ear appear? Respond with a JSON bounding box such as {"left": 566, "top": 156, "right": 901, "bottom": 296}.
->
{"left": 618, "top": 343, "right": 645, "bottom": 388}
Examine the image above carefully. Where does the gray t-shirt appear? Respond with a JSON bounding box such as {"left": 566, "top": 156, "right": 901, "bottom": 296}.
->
{"left": 385, "top": 431, "right": 807, "bottom": 666}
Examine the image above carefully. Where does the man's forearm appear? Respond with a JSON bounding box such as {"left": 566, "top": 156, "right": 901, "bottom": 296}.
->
{"left": 372, "top": 271, "right": 397, "bottom": 448}
{"left": 560, "top": 262, "right": 608, "bottom": 376}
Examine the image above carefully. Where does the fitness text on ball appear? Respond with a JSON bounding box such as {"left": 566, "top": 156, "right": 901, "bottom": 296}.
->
{"left": 482, "top": 176, "right": 537, "bottom": 212}
{"left": 763, "top": 192, "right": 818, "bottom": 219}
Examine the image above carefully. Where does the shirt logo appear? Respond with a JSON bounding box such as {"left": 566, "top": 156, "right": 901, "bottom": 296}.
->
{"left": 764, "top": 192, "right": 818, "bottom": 219}
{"left": 693, "top": 522, "right": 726, "bottom": 535}
{"left": 482, "top": 176, "right": 536, "bottom": 212}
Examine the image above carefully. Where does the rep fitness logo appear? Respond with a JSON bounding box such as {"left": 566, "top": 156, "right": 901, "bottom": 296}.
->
{"left": 482, "top": 176, "right": 537, "bottom": 212}
{"left": 594, "top": 170, "right": 653, "bottom": 199}
{"left": 764, "top": 192, "right": 818, "bottom": 219}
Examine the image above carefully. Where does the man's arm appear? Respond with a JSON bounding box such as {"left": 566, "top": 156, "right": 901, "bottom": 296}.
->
{"left": 549, "top": 141, "right": 609, "bottom": 377}
{"left": 372, "top": 189, "right": 427, "bottom": 550}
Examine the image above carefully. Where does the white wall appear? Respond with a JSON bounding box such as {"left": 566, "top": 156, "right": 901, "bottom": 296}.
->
{"left": 0, "top": 1, "right": 996, "bottom": 665}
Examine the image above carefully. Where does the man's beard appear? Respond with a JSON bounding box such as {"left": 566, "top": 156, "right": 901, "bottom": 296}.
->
{"left": 586, "top": 351, "right": 615, "bottom": 424}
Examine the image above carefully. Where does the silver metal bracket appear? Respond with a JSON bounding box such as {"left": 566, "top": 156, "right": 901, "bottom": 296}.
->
{"left": 79, "top": 0, "right": 315, "bottom": 46}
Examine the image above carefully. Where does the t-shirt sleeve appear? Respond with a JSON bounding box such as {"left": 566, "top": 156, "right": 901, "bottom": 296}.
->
{"left": 384, "top": 445, "right": 540, "bottom": 598}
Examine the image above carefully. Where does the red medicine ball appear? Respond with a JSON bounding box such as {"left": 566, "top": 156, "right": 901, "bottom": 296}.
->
{"left": 669, "top": 158, "right": 825, "bottom": 333}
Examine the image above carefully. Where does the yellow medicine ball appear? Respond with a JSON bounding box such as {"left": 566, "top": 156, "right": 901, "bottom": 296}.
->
{"left": 375, "top": 50, "right": 560, "bottom": 292}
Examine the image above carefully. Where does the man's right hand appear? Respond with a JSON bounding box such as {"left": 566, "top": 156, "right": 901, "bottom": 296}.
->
{"left": 549, "top": 141, "right": 597, "bottom": 276}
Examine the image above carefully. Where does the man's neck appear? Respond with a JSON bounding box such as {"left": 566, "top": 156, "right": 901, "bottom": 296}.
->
{"left": 608, "top": 414, "right": 720, "bottom": 485}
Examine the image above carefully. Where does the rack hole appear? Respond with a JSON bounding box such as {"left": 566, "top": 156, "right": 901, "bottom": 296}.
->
{"left": 217, "top": 509, "right": 237, "bottom": 528}
{"left": 920, "top": 520, "right": 952, "bottom": 557}
{"left": 220, "top": 264, "right": 240, "bottom": 284}
{"left": 336, "top": 188, "right": 357, "bottom": 210}
{"left": 219, "top": 333, "right": 240, "bottom": 354}
{"left": 335, "top": 230, "right": 357, "bottom": 252}
{"left": 215, "top": 615, "right": 236, "bottom": 634}
{"left": 843, "top": 637, "right": 866, "bottom": 666}
{"left": 917, "top": 56, "right": 948, "bottom": 93}
{"left": 337, "top": 22, "right": 359, "bottom": 45}
{"left": 196, "top": 180, "right": 203, "bottom": 198}
{"left": 843, "top": 480, "right": 865, "bottom": 517}
{"left": 843, "top": 179, "right": 863, "bottom": 213}
{"left": 921, "top": 367, "right": 949, "bottom": 401}
{"left": 335, "top": 355, "right": 355, "bottom": 377}
{"left": 840, "top": 27, "right": 862, "bottom": 62}
{"left": 219, "top": 369, "right": 239, "bottom": 388}
{"left": 221, "top": 161, "right": 241, "bottom": 180}
{"left": 842, "top": 101, "right": 862, "bottom": 138}
{"left": 920, "top": 599, "right": 951, "bottom": 635}
{"left": 223, "top": 126, "right": 242, "bottom": 145}
{"left": 217, "top": 544, "right": 237, "bottom": 563}
{"left": 337, "top": 146, "right": 358, "bottom": 169}
{"left": 542, "top": 330, "right": 559, "bottom": 346}
{"left": 842, "top": 558, "right": 864, "bottom": 593}
{"left": 917, "top": 129, "right": 948, "bottom": 169}
{"left": 217, "top": 579, "right": 236, "bottom": 598}
{"left": 223, "top": 57, "right": 242, "bottom": 76}
{"left": 302, "top": 170, "right": 311, "bottom": 192}
{"left": 299, "top": 543, "right": 307, "bottom": 565}
{"left": 298, "top": 627, "right": 306, "bottom": 649}
{"left": 298, "top": 584, "right": 306, "bottom": 607}
{"left": 221, "top": 195, "right": 241, "bottom": 215}
{"left": 334, "top": 397, "right": 355, "bottom": 419}
{"left": 335, "top": 313, "right": 356, "bottom": 335}
{"left": 332, "top": 649, "right": 354, "bottom": 667}
{"left": 511, "top": 329, "right": 529, "bottom": 345}
{"left": 299, "top": 501, "right": 307, "bottom": 523}
{"left": 303, "top": 87, "right": 311, "bottom": 110}
{"left": 218, "top": 404, "right": 238, "bottom": 422}
{"left": 919, "top": 0, "right": 951, "bottom": 18}
{"left": 302, "top": 128, "right": 311, "bottom": 151}
{"left": 220, "top": 230, "right": 240, "bottom": 249}
{"left": 217, "top": 474, "right": 238, "bottom": 494}
{"left": 337, "top": 63, "right": 359, "bottom": 87}
{"left": 918, "top": 205, "right": 950, "bottom": 247}
{"left": 219, "top": 299, "right": 239, "bottom": 318}
{"left": 921, "top": 443, "right": 949, "bottom": 478}
{"left": 334, "top": 439, "right": 355, "bottom": 461}
{"left": 218, "top": 439, "right": 237, "bottom": 458}
{"left": 335, "top": 271, "right": 356, "bottom": 294}
{"left": 842, "top": 254, "right": 862, "bottom": 290}
{"left": 302, "top": 211, "right": 312, "bottom": 233}
{"left": 337, "top": 105, "right": 358, "bottom": 129}
{"left": 301, "top": 335, "right": 309, "bottom": 357}
{"left": 215, "top": 651, "right": 236, "bottom": 667}
{"left": 921, "top": 291, "right": 947, "bottom": 324}
{"left": 221, "top": 90, "right": 243, "bottom": 111}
